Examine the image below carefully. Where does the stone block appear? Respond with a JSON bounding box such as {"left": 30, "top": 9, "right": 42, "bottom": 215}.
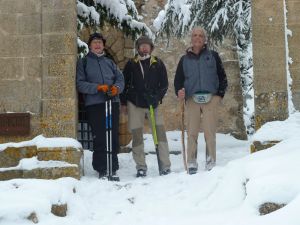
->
{"left": 51, "top": 204, "right": 68, "bottom": 217}
{"left": 18, "top": 14, "right": 41, "bottom": 35}
{"left": 42, "top": 55, "right": 76, "bottom": 77}
{"left": 42, "top": 11, "right": 76, "bottom": 33}
{"left": 252, "top": 25, "right": 285, "bottom": 48}
{"left": 42, "top": 76, "right": 75, "bottom": 99}
{"left": 254, "top": 92, "right": 288, "bottom": 130}
{"left": 37, "top": 147, "right": 82, "bottom": 165}
{"left": 27, "top": 212, "right": 39, "bottom": 224}
{"left": 0, "top": 80, "right": 26, "bottom": 99}
{"left": 41, "top": 99, "right": 76, "bottom": 123}
{"left": 124, "top": 48, "right": 135, "bottom": 59}
{"left": 104, "top": 31, "right": 118, "bottom": 48}
{"left": 254, "top": 67, "right": 287, "bottom": 93}
{"left": 287, "top": 1, "right": 300, "bottom": 25}
{"left": 0, "top": 78, "right": 41, "bottom": 113}
{"left": 124, "top": 37, "right": 135, "bottom": 48}
{"left": 110, "top": 38, "right": 124, "bottom": 55}
{"left": 288, "top": 40, "right": 300, "bottom": 65}
{"left": 252, "top": 1, "right": 284, "bottom": 26}
{"left": 0, "top": 146, "right": 37, "bottom": 168}
{"left": 22, "top": 35, "right": 42, "bottom": 57}
{"left": 0, "top": 93, "right": 41, "bottom": 116}
{"left": 41, "top": 99, "right": 76, "bottom": 137}
{"left": 292, "top": 91, "right": 300, "bottom": 111}
{"left": 42, "top": 0, "right": 76, "bottom": 12}
{"left": 0, "top": 57, "right": 23, "bottom": 80}
{"left": 289, "top": 67, "right": 300, "bottom": 89}
{"left": 0, "top": 166, "right": 80, "bottom": 180}
{"left": 24, "top": 57, "right": 42, "bottom": 79}
{"left": 253, "top": 46, "right": 286, "bottom": 68}
{"left": 0, "top": 13, "right": 17, "bottom": 35}
{"left": 0, "top": 169, "right": 23, "bottom": 180}
{"left": 259, "top": 202, "right": 286, "bottom": 215}
{"left": 250, "top": 140, "right": 280, "bottom": 153}
{"left": 115, "top": 48, "right": 125, "bottom": 62}
{"left": 41, "top": 122, "right": 77, "bottom": 138}
{"left": 0, "top": 0, "right": 41, "bottom": 14}
{"left": 0, "top": 35, "right": 23, "bottom": 57}
{"left": 42, "top": 33, "right": 77, "bottom": 56}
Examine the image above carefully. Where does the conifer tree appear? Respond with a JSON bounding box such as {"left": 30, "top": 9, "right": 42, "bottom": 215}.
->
{"left": 154, "top": 0, "right": 254, "bottom": 134}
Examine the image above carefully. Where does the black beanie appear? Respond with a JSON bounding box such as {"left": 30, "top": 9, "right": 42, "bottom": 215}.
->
{"left": 88, "top": 33, "right": 106, "bottom": 46}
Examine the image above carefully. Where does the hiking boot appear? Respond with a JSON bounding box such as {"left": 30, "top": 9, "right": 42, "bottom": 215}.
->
{"left": 99, "top": 171, "right": 107, "bottom": 179}
{"left": 205, "top": 162, "right": 216, "bottom": 171}
{"left": 160, "top": 168, "right": 171, "bottom": 176}
{"left": 136, "top": 169, "right": 147, "bottom": 178}
{"left": 188, "top": 167, "right": 198, "bottom": 175}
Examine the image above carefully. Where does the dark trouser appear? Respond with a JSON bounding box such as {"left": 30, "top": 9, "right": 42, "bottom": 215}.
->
{"left": 86, "top": 102, "right": 120, "bottom": 173}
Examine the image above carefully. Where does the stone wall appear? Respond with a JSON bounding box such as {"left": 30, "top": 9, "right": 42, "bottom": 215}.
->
{"left": 138, "top": 0, "right": 247, "bottom": 139}
{"left": 0, "top": 0, "right": 78, "bottom": 143}
{"left": 287, "top": 0, "right": 300, "bottom": 111}
{"left": 252, "top": 1, "right": 289, "bottom": 130}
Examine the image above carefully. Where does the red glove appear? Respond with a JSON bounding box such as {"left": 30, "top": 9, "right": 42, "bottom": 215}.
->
{"left": 97, "top": 84, "right": 109, "bottom": 93}
{"left": 109, "top": 85, "right": 119, "bottom": 96}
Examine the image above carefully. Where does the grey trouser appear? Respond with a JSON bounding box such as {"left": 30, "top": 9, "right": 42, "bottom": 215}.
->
{"left": 127, "top": 101, "right": 171, "bottom": 171}
{"left": 186, "top": 96, "right": 220, "bottom": 169}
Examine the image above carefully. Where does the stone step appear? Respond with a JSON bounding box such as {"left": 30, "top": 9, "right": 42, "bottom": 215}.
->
{"left": 250, "top": 140, "right": 280, "bottom": 153}
{"left": 0, "top": 157, "right": 80, "bottom": 180}
{"left": 0, "top": 146, "right": 82, "bottom": 168}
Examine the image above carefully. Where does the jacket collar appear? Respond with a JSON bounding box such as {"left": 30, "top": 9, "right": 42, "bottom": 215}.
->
{"left": 133, "top": 55, "right": 157, "bottom": 65}
{"left": 186, "top": 45, "right": 208, "bottom": 57}
{"left": 88, "top": 51, "right": 105, "bottom": 59}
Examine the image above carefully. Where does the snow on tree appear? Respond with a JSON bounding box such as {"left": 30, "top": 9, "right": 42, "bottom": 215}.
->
{"left": 77, "top": 0, "right": 152, "bottom": 56}
{"left": 154, "top": 0, "right": 254, "bottom": 134}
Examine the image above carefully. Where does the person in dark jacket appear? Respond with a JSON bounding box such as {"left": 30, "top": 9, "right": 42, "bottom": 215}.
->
{"left": 120, "top": 36, "right": 171, "bottom": 177}
{"left": 76, "top": 33, "right": 124, "bottom": 178}
{"left": 174, "top": 27, "right": 228, "bottom": 174}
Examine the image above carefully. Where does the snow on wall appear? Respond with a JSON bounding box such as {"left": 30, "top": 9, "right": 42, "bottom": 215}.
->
{"left": 0, "top": 135, "right": 82, "bottom": 152}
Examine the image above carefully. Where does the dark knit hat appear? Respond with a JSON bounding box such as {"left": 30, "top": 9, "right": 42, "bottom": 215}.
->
{"left": 136, "top": 36, "right": 154, "bottom": 50}
{"left": 88, "top": 33, "right": 106, "bottom": 46}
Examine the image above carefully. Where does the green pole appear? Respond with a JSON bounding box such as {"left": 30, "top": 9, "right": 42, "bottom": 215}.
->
{"left": 149, "top": 105, "right": 162, "bottom": 174}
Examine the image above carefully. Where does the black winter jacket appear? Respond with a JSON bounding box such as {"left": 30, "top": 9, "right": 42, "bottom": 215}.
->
{"left": 120, "top": 55, "right": 168, "bottom": 108}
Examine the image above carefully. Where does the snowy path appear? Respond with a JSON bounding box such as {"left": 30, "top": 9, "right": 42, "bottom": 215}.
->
{"left": 1, "top": 129, "right": 300, "bottom": 225}
{"left": 83, "top": 132, "right": 250, "bottom": 181}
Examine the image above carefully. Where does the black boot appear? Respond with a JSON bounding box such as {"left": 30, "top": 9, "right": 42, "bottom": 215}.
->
{"left": 136, "top": 169, "right": 147, "bottom": 177}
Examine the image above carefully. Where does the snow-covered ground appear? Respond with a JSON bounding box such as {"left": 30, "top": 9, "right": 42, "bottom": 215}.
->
{"left": 0, "top": 112, "right": 300, "bottom": 225}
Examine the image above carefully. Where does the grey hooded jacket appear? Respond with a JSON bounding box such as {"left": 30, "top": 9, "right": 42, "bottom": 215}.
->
{"left": 76, "top": 52, "right": 124, "bottom": 106}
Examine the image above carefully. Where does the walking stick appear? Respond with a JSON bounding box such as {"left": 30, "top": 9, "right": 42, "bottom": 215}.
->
{"left": 181, "top": 100, "right": 187, "bottom": 171}
{"left": 149, "top": 104, "right": 162, "bottom": 175}
{"left": 105, "top": 98, "right": 120, "bottom": 181}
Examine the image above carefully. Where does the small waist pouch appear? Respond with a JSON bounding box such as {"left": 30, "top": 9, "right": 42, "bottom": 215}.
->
{"left": 192, "top": 91, "right": 212, "bottom": 104}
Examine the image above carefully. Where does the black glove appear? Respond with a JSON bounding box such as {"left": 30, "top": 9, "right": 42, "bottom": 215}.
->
{"left": 143, "top": 89, "right": 158, "bottom": 106}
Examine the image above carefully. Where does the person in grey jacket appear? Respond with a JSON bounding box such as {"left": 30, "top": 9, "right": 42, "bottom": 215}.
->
{"left": 76, "top": 33, "right": 124, "bottom": 178}
{"left": 174, "top": 27, "right": 228, "bottom": 174}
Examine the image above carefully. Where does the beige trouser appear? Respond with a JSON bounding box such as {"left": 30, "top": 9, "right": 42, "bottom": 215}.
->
{"left": 186, "top": 96, "right": 220, "bottom": 169}
{"left": 127, "top": 101, "right": 171, "bottom": 171}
